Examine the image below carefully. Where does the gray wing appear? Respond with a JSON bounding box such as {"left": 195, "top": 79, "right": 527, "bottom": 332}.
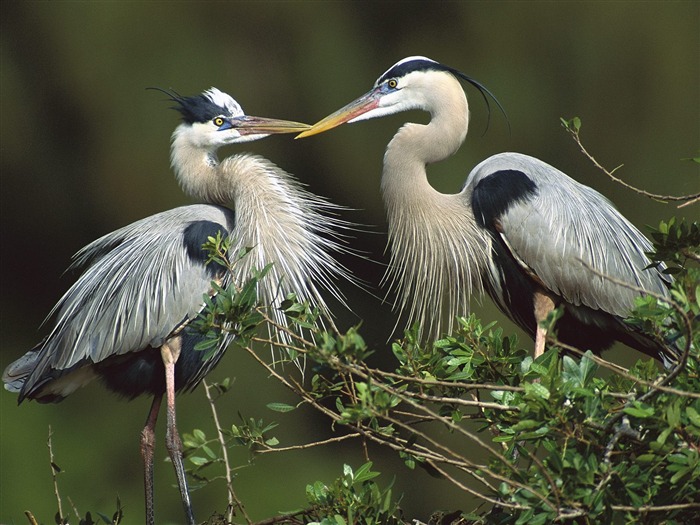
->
{"left": 24, "top": 204, "right": 235, "bottom": 387}
{"left": 468, "top": 152, "right": 669, "bottom": 317}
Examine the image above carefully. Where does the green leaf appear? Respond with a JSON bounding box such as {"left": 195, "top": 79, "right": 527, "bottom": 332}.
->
{"left": 353, "top": 461, "right": 380, "bottom": 483}
{"left": 666, "top": 401, "right": 681, "bottom": 428}
{"left": 623, "top": 403, "right": 655, "bottom": 418}
{"left": 687, "top": 407, "right": 700, "bottom": 428}
{"left": 266, "top": 402, "right": 297, "bottom": 413}
{"left": 188, "top": 456, "right": 208, "bottom": 466}
{"left": 524, "top": 382, "right": 550, "bottom": 400}
{"left": 511, "top": 419, "right": 541, "bottom": 432}
{"left": 670, "top": 466, "right": 693, "bottom": 484}
{"left": 560, "top": 116, "right": 582, "bottom": 132}
{"left": 201, "top": 445, "right": 217, "bottom": 459}
{"left": 492, "top": 434, "right": 514, "bottom": 443}
{"left": 657, "top": 426, "right": 673, "bottom": 445}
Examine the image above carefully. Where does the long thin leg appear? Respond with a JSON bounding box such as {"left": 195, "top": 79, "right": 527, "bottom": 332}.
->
{"left": 533, "top": 291, "right": 556, "bottom": 359}
{"left": 141, "top": 394, "right": 162, "bottom": 525}
{"left": 161, "top": 339, "right": 196, "bottom": 525}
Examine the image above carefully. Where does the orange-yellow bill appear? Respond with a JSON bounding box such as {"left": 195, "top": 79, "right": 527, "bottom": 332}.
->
{"left": 296, "top": 89, "right": 381, "bottom": 139}
{"left": 232, "top": 116, "right": 310, "bottom": 135}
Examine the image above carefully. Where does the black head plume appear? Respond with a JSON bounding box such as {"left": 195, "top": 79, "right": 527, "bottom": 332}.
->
{"left": 147, "top": 87, "right": 243, "bottom": 124}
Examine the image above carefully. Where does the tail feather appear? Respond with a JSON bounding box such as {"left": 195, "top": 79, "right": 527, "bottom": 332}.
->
{"left": 2, "top": 349, "right": 40, "bottom": 394}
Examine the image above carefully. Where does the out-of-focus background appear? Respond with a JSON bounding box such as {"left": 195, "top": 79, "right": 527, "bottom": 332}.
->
{"left": 1, "top": 2, "right": 698, "bottom": 523}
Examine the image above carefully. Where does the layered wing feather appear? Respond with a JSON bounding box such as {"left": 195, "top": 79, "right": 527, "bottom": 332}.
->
{"left": 19, "top": 204, "right": 235, "bottom": 396}
{"left": 468, "top": 152, "right": 669, "bottom": 318}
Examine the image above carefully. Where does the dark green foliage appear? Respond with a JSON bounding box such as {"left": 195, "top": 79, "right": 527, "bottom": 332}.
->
{"left": 647, "top": 218, "right": 700, "bottom": 274}
{"left": 302, "top": 462, "right": 404, "bottom": 525}
{"left": 181, "top": 217, "right": 698, "bottom": 524}
{"left": 191, "top": 232, "right": 270, "bottom": 358}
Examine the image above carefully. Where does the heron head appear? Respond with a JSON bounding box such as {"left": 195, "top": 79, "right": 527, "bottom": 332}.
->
{"left": 155, "top": 87, "right": 309, "bottom": 148}
{"left": 297, "top": 56, "right": 505, "bottom": 138}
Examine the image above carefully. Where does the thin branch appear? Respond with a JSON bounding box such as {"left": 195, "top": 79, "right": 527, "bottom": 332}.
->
{"left": 241, "top": 343, "right": 535, "bottom": 509}
{"left": 611, "top": 502, "right": 700, "bottom": 513}
{"left": 551, "top": 337, "right": 699, "bottom": 399}
{"left": 47, "top": 426, "right": 65, "bottom": 524}
{"left": 681, "top": 246, "right": 700, "bottom": 263}
{"left": 398, "top": 387, "right": 519, "bottom": 411}
{"left": 375, "top": 402, "right": 556, "bottom": 511}
{"left": 23, "top": 512, "right": 39, "bottom": 525}
{"left": 564, "top": 123, "right": 700, "bottom": 204}
{"left": 678, "top": 195, "right": 700, "bottom": 208}
{"left": 203, "top": 379, "right": 252, "bottom": 525}
{"left": 66, "top": 496, "right": 81, "bottom": 524}
{"left": 257, "top": 432, "right": 362, "bottom": 454}
{"left": 322, "top": 359, "right": 557, "bottom": 510}
{"left": 425, "top": 460, "right": 530, "bottom": 511}
{"left": 369, "top": 368, "right": 525, "bottom": 392}
{"left": 347, "top": 364, "right": 509, "bottom": 459}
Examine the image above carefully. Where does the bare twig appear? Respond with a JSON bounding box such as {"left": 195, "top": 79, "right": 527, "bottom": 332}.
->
{"left": 250, "top": 511, "right": 307, "bottom": 525}
{"left": 47, "top": 426, "right": 65, "bottom": 524}
{"left": 203, "top": 379, "right": 252, "bottom": 525}
{"left": 611, "top": 502, "right": 700, "bottom": 513}
{"left": 66, "top": 496, "right": 81, "bottom": 523}
{"left": 678, "top": 195, "right": 700, "bottom": 208}
{"left": 368, "top": 368, "right": 525, "bottom": 392}
{"left": 257, "top": 432, "right": 361, "bottom": 454}
{"left": 425, "top": 460, "right": 529, "bottom": 510}
{"left": 563, "top": 123, "right": 700, "bottom": 205}
{"left": 23, "top": 511, "right": 39, "bottom": 525}
{"left": 398, "top": 387, "right": 519, "bottom": 411}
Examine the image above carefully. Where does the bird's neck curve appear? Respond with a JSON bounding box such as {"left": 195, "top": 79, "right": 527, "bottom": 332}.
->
{"left": 170, "top": 127, "right": 229, "bottom": 204}
{"left": 379, "top": 74, "right": 488, "bottom": 339}
{"left": 380, "top": 73, "right": 469, "bottom": 210}
{"left": 170, "top": 128, "right": 350, "bottom": 320}
{"left": 170, "top": 131, "right": 305, "bottom": 236}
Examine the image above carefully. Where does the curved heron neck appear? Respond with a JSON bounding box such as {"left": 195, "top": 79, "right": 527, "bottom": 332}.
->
{"left": 170, "top": 134, "right": 288, "bottom": 209}
{"left": 170, "top": 133, "right": 351, "bottom": 325}
{"left": 171, "top": 138, "right": 306, "bottom": 230}
{"left": 380, "top": 74, "right": 470, "bottom": 210}
{"left": 379, "top": 75, "right": 489, "bottom": 338}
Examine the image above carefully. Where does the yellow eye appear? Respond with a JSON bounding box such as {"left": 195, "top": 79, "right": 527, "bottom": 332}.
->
{"left": 213, "top": 117, "right": 224, "bottom": 127}
{"left": 387, "top": 79, "right": 398, "bottom": 89}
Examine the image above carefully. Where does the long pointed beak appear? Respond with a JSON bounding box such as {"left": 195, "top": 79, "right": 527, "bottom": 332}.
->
{"left": 296, "top": 89, "right": 381, "bottom": 139}
{"left": 232, "top": 116, "right": 310, "bottom": 135}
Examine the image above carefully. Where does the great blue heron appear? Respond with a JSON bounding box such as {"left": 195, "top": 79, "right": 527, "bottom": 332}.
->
{"left": 298, "top": 56, "right": 676, "bottom": 366}
{"left": 3, "top": 88, "right": 353, "bottom": 525}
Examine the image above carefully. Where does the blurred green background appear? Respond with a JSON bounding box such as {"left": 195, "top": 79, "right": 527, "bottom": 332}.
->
{"left": 1, "top": 2, "right": 698, "bottom": 523}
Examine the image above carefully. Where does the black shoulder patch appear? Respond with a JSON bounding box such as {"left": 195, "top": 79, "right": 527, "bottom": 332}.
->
{"left": 182, "top": 220, "right": 229, "bottom": 277}
{"left": 472, "top": 170, "right": 537, "bottom": 229}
